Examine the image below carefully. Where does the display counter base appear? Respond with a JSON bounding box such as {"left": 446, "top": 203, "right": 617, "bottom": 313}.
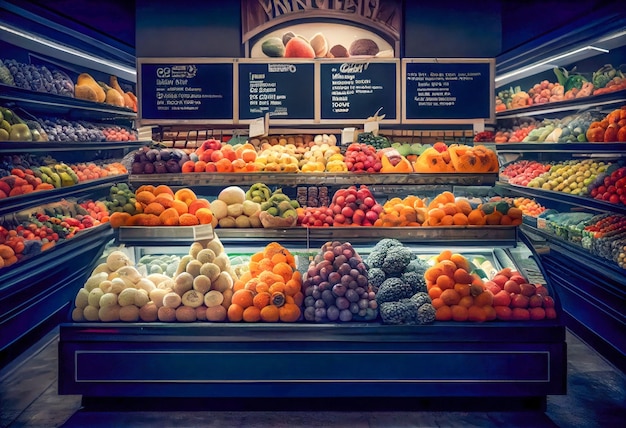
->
{"left": 59, "top": 322, "right": 566, "bottom": 405}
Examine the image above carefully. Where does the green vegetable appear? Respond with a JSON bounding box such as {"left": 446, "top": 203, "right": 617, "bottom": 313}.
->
{"left": 592, "top": 64, "right": 616, "bottom": 89}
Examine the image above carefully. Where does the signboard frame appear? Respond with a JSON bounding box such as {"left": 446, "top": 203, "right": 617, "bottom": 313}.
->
{"left": 318, "top": 58, "right": 401, "bottom": 125}
{"left": 137, "top": 57, "right": 236, "bottom": 126}
{"left": 236, "top": 58, "right": 317, "bottom": 125}
{"left": 401, "top": 58, "right": 495, "bottom": 126}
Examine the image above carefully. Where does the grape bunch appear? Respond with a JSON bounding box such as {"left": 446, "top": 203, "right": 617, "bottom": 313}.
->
{"left": 39, "top": 118, "right": 106, "bottom": 142}
{"left": 302, "top": 241, "right": 378, "bottom": 322}
{"left": 3, "top": 60, "right": 74, "bottom": 97}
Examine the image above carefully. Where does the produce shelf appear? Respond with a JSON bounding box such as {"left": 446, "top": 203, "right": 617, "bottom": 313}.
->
{"left": 521, "top": 224, "right": 626, "bottom": 373}
{"left": 129, "top": 172, "right": 498, "bottom": 187}
{"left": 0, "top": 84, "right": 137, "bottom": 118}
{"left": 58, "top": 321, "right": 566, "bottom": 403}
{"left": 212, "top": 225, "right": 518, "bottom": 247}
{"left": 494, "top": 142, "right": 626, "bottom": 153}
{"left": 1, "top": 224, "right": 112, "bottom": 365}
{"left": 0, "top": 174, "right": 128, "bottom": 217}
{"left": 115, "top": 225, "right": 214, "bottom": 246}
{"left": 495, "top": 90, "right": 626, "bottom": 120}
{"left": 496, "top": 182, "right": 626, "bottom": 216}
{"left": 0, "top": 140, "right": 149, "bottom": 153}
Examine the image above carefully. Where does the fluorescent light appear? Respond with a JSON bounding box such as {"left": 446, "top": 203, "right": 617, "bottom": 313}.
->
{"left": 0, "top": 23, "right": 136, "bottom": 78}
{"left": 495, "top": 45, "right": 609, "bottom": 86}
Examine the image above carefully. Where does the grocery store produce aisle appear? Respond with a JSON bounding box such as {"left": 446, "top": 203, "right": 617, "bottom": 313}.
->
{"left": 1, "top": 328, "right": 624, "bottom": 428}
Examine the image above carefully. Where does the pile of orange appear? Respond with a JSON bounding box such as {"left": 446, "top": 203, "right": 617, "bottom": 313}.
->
{"left": 425, "top": 250, "right": 496, "bottom": 322}
{"left": 108, "top": 184, "right": 214, "bottom": 228}
{"left": 228, "top": 242, "right": 303, "bottom": 322}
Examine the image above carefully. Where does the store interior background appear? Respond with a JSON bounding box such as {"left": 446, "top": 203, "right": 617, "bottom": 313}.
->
{"left": 14, "top": 0, "right": 617, "bottom": 58}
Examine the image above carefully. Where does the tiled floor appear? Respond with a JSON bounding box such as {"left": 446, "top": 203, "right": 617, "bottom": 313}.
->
{"left": 1, "top": 328, "right": 624, "bottom": 428}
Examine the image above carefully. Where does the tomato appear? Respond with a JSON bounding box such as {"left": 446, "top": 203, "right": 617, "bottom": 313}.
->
{"left": 609, "top": 194, "right": 620, "bottom": 204}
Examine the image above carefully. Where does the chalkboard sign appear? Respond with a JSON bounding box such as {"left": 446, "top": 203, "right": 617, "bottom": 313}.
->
{"left": 238, "top": 62, "right": 315, "bottom": 121}
{"left": 320, "top": 60, "right": 399, "bottom": 122}
{"left": 403, "top": 60, "right": 494, "bottom": 123}
{"left": 139, "top": 60, "right": 234, "bottom": 122}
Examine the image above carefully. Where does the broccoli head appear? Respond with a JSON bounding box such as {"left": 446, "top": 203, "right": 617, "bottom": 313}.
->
{"left": 380, "top": 301, "right": 412, "bottom": 324}
{"left": 381, "top": 246, "right": 412, "bottom": 275}
{"left": 367, "top": 267, "right": 386, "bottom": 290}
{"left": 410, "top": 291, "right": 431, "bottom": 308}
{"left": 401, "top": 271, "right": 427, "bottom": 294}
{"left": 405, "top": 257, "right": 429, "bottom": 275}
{"left": 417, "top": 303, "right": 436, "bottom": 324}
{"left": 372, "top": 238, "right": 403, "bottom": 253}
{"left": 376, "top": 277, "right": 414, "bottom": 304}
{"left": 365, "top": 250, "right": 386, "bottom": 269}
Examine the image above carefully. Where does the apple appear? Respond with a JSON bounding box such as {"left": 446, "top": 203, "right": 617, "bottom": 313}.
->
{"left": 510, "top": 294, "right": 529, "bottom": 308}
{"left": 519, "top": 283, "right": 536, "bottom": 297}
{"left": 504, "top": 280, "right": 522, "bottom": 295}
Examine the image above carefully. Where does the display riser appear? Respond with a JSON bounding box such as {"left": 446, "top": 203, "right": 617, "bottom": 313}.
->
{"left": 0, "top": 227, "right": 113, "bottom": 369}
{"left": 539, "top": 250, "right": 626, "bottom": 373}
{"left": 59, "top": 322, "right": 566, "bottom": 404}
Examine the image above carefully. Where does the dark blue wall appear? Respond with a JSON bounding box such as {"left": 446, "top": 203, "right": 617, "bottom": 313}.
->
{"left": 135, "top": 0, "right": 241, "bottom": 58}
{"left": 403, "top": 0, "right": 502, "bottom": 58}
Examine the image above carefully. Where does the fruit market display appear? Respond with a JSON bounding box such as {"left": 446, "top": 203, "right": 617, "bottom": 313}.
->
{"left": 510, "top": 197, "right": 547, "bottom": 217}
{"left": 211, "top": 185, "right": 262, "bottom": 228}
{"left": 501, "top": 160, "right": 552, "bottom": 186}
{"left": 425, "top": 250, "right": 496, "bottom": 322}
{"left": 356, "top": 131, "right": 391, "bottom": 150}
{"left": 1, "top": 59, "right": 74, "bottom": 97}
{"left": 526, "top": 159, "right": 610, "bottom": 195}
{"left": 328, "top": 185, "right": 383, "bottom": 227}
{"left": 583, "top": 214, "right": 626, "bottom": 268}
{"left": 0, "top": 59, "right": 138, "bottom": 111}
{"left": 375, "top": 195, "right": 426, "bottom": 227}
{"left": 495, "top": 64, "right": 626, "bottom": 113}
{"left": 71, "top": 236, "right": 237, "bottom": 322}
{"left": 228, "top": 242, "right": 302, "bottom": 322}
{"left": 131, "top": 146, "right": 190, "bottom": 174}
{"left": 366, "top": 239, "right": 434, "bottom": 325}
{"left": 0, "top": 198, "right": 107, "bottom": 269}
{"left": 343, "top": 142, "right": 382, "bottom": 173}
{"left": 413, "top": 143, "right": 498, "bottom": 173}
{"left": 0, "top": 107, "right": 47, "bottom": 142}
{"left": 107, "top": 184, "right": 214, "bottom": 228}
{"left": 588, "top": 165, "right": 626, "bottom": 205}
{"left": 0, "top": 154, "right": 127, "bottom": 199}
{"left": 492, "top": 119, "right": 536, "bottom": 143}
{"left": 482, "top": 267, "right": 557, "bottom": 321}
{"left": 302, "top": 241, "right": 377, "bottom": 322}
{"left": 585, "top": 106, "right": 626, "bottom": 143}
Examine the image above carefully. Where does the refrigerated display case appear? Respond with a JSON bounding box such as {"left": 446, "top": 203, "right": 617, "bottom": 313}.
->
{"left": 493, "top": 14, "right": 626, "bottom": 373}
{"left": 0, "top": 3, "right": 142, "bottom": 367}
{"left": 57, "top": 171, "right": 567, "bottom": 409}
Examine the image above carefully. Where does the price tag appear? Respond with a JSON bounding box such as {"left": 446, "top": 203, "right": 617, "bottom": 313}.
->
{"left": 364, "top": 121, "right": 379, "bottom": 135}
{"left": 341, "top": 127, "right": 356, "bottom": 145}
{"left": 249, "top": 116, "right": 266, "bottom": 138}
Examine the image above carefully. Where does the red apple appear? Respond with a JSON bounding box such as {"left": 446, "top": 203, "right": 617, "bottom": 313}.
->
{"left": 510, "top": 294, "right": 529, "bottom": 308}
{"left": 528, "top": 294, "right": 543, "bottom": 308}
{"left": 492, "top": 274, "right": 509, "bottom": 288}
{"left": 495, "top": 306, "right": 512, "bottom": 320}
{"left": 519, "top": 283, "right": 536, "bottom": 297}
{"left": 492, "top": 289, "right": 511, "bottom": 307}
{"left": 529, "top": 307, "right": 546, "bottom": 320}
{"left": 504, "top": 280, "right": 522, "bottom": 295}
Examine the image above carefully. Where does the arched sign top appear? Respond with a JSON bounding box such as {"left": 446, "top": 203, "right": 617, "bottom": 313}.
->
{"left": 242, "top": 1, "right": 401, "bottom": 58}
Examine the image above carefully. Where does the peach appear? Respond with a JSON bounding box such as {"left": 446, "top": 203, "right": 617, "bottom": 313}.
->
{"left": 503, "top": 280, "right": 522, "bottom": 295}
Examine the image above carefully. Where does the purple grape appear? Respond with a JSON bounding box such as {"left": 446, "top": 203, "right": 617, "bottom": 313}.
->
{"left": 314, "top": 299, "right": 326, "bottom": 309}
{"left": 304, "top": 306, "right": 316, "bottom": 321}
